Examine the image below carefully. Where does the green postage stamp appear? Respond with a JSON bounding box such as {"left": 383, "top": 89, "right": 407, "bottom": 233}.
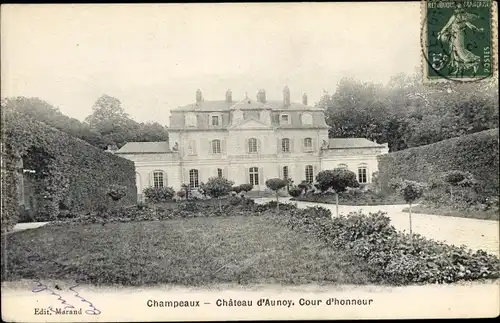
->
{"left": 422, "top": 0, "right": 497, "bottom": 82}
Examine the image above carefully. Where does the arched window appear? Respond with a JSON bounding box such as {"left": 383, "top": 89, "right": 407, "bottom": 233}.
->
{"left": 212, "top": 139, "right": 221, "bottom": 154}
{"left": 336, "top": 163, "right": 348, "bottom": 170}
{"left": 358, "top": 164, "right": 368, "bottom": 183}
{"left": 301, "top": 113, "right": 313, "bottom": 125}
{"left": 189, "top": 169, "right": 199, "bottom": 188}
{"left": 217, "top": 168, "right": 223, "bottom": 178}
{"left": 153, "top": 171, "right": 164, "bottom": 188}
{"left": 249, "top": 167, "right": 259, "bottom": 185}
{"left": 283, "top": 166, "right": 289, "bottom": 180}
{"left": 281, "top": 138, "right": 290, "bottom": 152}
{"left": 305, "top": 165, "right": 314, "bottom": 183}
{"left": 304, "top": 138, "right": 313, "bottom": 148}
{"left": 248, "top": 138, "right": 258, "bottom": 153}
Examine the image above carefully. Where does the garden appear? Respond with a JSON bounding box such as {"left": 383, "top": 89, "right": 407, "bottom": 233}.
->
{"left": 2, "top": 174, "right": 500, "bottom": 287}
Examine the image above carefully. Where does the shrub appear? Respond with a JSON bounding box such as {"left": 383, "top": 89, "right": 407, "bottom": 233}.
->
{"left": 143, "top": 186, "right": 176, "bottom": 203}
{"left": 106, "top": 184, "right": 128, "bottom": 201}
{"left": 239, "top": 183, "right": 254, "bottom": 194}
{"left": 315, "top": 169, "right": 359, "bottom": 216}
{"left": 232, "top": 185, "right": 242, "bottom": 194}
{"left": 390, "top": 179, "right": 426, "bottom": 240}
{"left": 176, "top": 190, "right": 186, "bottom": 199}
{"left": 288, "top": 186, "right": 303, "bottom": 198}
{"left": 377, "top": 129, "right": 499, "bottom": 196}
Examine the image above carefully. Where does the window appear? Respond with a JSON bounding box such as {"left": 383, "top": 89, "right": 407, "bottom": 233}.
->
{"left": 336, "top": 163, "right": 348, "bottom": 170}
{"left": 281, "top": 138, "right": 290, "bottom": 152}
{"left": 217, "top": 168, "right": 223, "bottom": 178}
{"left": 358, "top": 165, "right": 368, "bottom": 183}
{"left": 283, "top": 166, "right": 289, "bottom": 180}
{"left": 153, "top": 171, "right": 164, "bottom": 188}
{"left": 301, "top": 113, "right": 313, "bottom": 125}
{"left": 211, "top": 115, "right": 219, "bottom": 126}
{"left": 249, "top": 167, "right": 259, "bottom": 185}
{"left": 304, "top": 138, "right": 312, "bottom": 148}
{"left": 185, "top": 113, "right": 197, "bottom": 127}
{"left": 188, "top": 140, "right": 197, "bottom": 155}
{"left": 189, "top": 169, "right": 199, "bottom": 188}
{"left": 280, "top": 114, "right": 290, "bottom": 124}
{"left": 305, "top": 165, "right": 314, "bottom": 183}
{"left": 212, "top": 139, "right": 221, "bottom": 154}
{"left": 248, "top": 138, "right": 258, "bottom": 153}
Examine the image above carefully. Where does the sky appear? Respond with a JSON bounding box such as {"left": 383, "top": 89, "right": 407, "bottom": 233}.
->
{"left": 1, "top": 3, "right": 421, "bottom": 125}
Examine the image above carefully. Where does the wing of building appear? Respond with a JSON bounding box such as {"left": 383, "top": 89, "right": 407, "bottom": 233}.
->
{"left": 113, "top": 87, "right": 389, "bottom": 197}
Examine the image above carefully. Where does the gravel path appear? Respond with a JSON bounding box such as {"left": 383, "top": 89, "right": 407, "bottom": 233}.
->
{"left": 256, "top": 198, "right": 500, "bottom": 256}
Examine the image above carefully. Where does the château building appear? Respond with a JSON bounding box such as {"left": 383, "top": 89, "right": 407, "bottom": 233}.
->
{"left": 114, "top": 87, "right": 389, "bottom": 197}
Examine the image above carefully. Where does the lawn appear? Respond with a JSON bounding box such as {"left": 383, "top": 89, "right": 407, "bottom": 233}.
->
{"left": 1, "top": 215, "right": 372, "bottom": 286}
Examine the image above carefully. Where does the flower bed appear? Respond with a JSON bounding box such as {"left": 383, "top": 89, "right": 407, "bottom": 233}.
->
{"left": 263, "top": 204, "right": 500, "bottom": 285}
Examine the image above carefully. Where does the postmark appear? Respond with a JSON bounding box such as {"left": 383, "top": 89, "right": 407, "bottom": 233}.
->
{"left": 421, "top": 0, "right": 496, "bottom": 82}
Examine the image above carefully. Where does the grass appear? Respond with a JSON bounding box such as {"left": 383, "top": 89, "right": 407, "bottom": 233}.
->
{"left": 291, "top": 192, "right": 407, "bottom": 206}
{"left": 1, "top": 215, "right": 372, "bottom": 286}
{"left": 403, "top": 205, "right": 499, "bottom": 221}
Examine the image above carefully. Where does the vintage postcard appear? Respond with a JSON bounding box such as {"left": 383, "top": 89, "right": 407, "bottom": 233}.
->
{"left": 1, "top": 2, "right": 499, "bottom": 322}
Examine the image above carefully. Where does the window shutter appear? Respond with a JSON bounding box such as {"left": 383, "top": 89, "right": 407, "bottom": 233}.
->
{"left": 164, "top": 171, "right": 168, "bottom": 187}
{"left": 246, "top": 139, "right": 250, "bottom": 154}
{"left": 209, "top": 140, "right": 213, "bottom": 155}
{"left": 259, "top": 167, "right": 264, "bottom": 185}
{"left": 311, "top": 138, "right": 315, "bottom": 151}
{"left": 313, "top": 165, "right": 318, "bottom": 180}
{"left": 224, "top": 166, "right": 228, "bottom": 179}
{"left": 149, "top": 172, "right": 153, "bottom": 187}
{"left": 277, "top": 138, "right": 281, "bottom": 153}
{"left": 278, "top": 165, "right": 282, "bottom": 178}
{"left": 289, "top": 138, "right": 294, "bottom": 152}
{"left": 245, "top": 167, "right": 249, "bottom": 184}
{"left": 221, "top": 139, "right": 226, "bottom": 155}
{"left": 257, "top": 139, "right": 262, "bottom": 154}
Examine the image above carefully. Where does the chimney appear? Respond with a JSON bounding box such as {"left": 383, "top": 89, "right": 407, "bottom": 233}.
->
{"left": 302, "top": 93, "right": 308, "bottom": 105}
{"left": 225, "top": 89, "right": 232, "bottom": 103}
{"left": 196, "top": 89, "right": 203, "bottom": 103}
{"left": 283, "top": 85, "right": 290, "bottom": 107}
{"left": 257, "top": 89, "right": 266, "bottom": 103}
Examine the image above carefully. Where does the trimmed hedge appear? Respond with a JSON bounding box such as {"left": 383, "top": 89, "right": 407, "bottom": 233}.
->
{"left": 377, "top": 129, "right": 499, "bottom": 195}
{"left": 1, "top": 109, "right": 137, "bottom": 231}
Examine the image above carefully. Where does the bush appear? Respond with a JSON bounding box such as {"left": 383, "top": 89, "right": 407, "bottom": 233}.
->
{"left": 176, "top": 190, "right": 186, "bottom": 199}
{"left": 288, "top": 186, "right": 303, "bottom": 198}
{"left": 143, "top": 186, "right": 176, "bottom": 203}
{"left": 272, "top": 207, "right": 500, "bottom": 285}
{"left": 107, "top": 184, "right": 128, "bottom": 201}
{"left": 239, "top": 183, "right": 254, "bottom": 193}
{"left": 378, "top": 129, "right": 499, "bottom": 196}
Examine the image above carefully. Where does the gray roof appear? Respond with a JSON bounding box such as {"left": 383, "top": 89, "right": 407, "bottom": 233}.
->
{"left": 327, "top": 138, "right": 384, "bottom": 149}
{"left": 115, "top": 141, "right": 171, "bottom": 154}
{"left": 173, "top": 99, "right": 322, "bottom": 112}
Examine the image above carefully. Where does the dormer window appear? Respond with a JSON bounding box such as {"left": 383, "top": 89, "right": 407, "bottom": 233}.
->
{"left": 185, "top": 113, "right": 197, "bottom": 127}
{"left": 212, "top": 115, "right": 219, "bottom": 126}
{"left": 280, "top": 114, "right": 290, "bottom": 125}
{"left": 301, "top": 113, "right": 313, "bottom": 125}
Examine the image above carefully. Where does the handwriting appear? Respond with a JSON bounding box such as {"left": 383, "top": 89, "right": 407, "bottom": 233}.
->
{"left": 26, "top": 251, "right": 101, "bottom": 315}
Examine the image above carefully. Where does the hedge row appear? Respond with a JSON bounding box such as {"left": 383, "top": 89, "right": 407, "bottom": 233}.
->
{"left": 377, "top": 129, "right": 499, "bottom": 195}
{"left": 1, "top": 109, "right": 137, "bottom": 232}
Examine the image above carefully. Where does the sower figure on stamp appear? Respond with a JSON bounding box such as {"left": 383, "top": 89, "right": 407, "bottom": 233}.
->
{"left": 436, "top": 3, "right": 484, "bottom": 77}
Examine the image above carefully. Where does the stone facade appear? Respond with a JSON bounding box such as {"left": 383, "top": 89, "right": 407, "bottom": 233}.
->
{"left": 114, "top": 87, "right": 389, "bottom": 197}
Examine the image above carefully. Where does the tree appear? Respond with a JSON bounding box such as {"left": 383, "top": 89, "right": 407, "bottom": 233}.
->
{"left": 204, "top": 177, "right": 234, "bottom": 211}
{"left": 316, "top": 169, "right": 360, "bottom": 217}
{"left": 265, "top": 178, "right": 288, "bottom": 212}
{"left": 239, "top": 183, "right": 254, "bottom": 195}
{"left": 390, "top": 179, "right": 426, "bottom": 242}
